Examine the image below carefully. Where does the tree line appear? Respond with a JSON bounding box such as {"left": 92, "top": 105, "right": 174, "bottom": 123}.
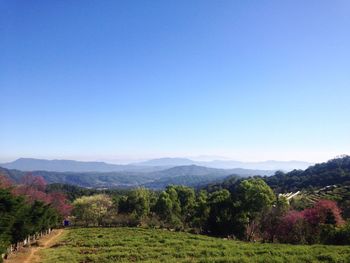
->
{"left": 71, "top": 178, "right": 350, "bottom": 245}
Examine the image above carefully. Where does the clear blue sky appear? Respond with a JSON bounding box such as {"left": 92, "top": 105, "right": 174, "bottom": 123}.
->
{"left": 1, "top": 0, "right": 349, "bottom": 163}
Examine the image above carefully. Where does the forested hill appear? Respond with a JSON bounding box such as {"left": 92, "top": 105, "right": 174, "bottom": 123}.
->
{"left": 3, "top": 156, "right": 349, "bottom": 191}
{"left": 265, "top": 156, "right": 350, "bottom": 192}
{"left": 0, "top": 165, "right": 264, "bottom": 189}
{"left": 206, "top": 156, "right": 350, "bottom": 193}
{"left": 0, "top": 167, "right": 151, "bottom": 188}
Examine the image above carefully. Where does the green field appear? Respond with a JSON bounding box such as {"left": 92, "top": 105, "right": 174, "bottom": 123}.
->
{"left": 40, "top": 227, "right": 350, "bottom": 263}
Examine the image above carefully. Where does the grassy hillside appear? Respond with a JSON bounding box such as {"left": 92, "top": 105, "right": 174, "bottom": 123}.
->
{"left": 40, "top": 228, "right": 350, "bottom": 263}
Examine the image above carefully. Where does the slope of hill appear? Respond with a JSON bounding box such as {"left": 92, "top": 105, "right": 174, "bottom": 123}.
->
{"left": 0, "top": 167, "right": 153, "bottom": 188}
{"left": 265, "top": 156, "right": 350, "bottom": 193}
{"left": 147, "top": 165, "right": 234, "bottom": 179}
{"left": 205, "top": 156, "right": 350, "bottom": 194}
{"left": 143, "top": 174, "right": 231, "bottom": 189}
{"left": 39, "top": 227, "right": 350, "bottom": 263}
{"left": 143, "top": 165, "right": 273, "bottom": 189}
{"left": 285, "top": 183, "right": 350, "bottom": 218}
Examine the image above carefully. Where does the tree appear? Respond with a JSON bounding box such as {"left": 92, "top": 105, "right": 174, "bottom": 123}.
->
{"left": 260, "top": 196, "right": 289, "bottom": 242}
{"left": 48, "top": 192, "right": 72, "bottom": 218}
{"left": 302, "top": 200, "right": 344, "bottom": 244}
{"left": 0, "top": 174, "right": 13, "bottom": 189}
{"left": 275, "top": 199, "right": 345, "bottom": 244}
{"left": 0, "top": 188, "right": 27, "bottom": 250}
{"left": 13, "top": 174, "right": 50, "bottom": 204}
{"left": 0, "top": 176, "right": 66, "bottom": 255}
{"left": 171, "top": 186, "right": 196, "bottom": 223}
{"left": 72, "top": 194, "right": 112, "bottom": 226}
{"left": 276, "top": 210, "right": 306, "bottom": 244}
{"left": 153, "top": 186, "right": 182, "bottom": 227}
{"left": 235, "top": 178, "right": 276, "bottom": 240}
{"left": 165, "top": 186, "right": 182, "bottom": 218}
{"left": 127, "top": 188, "right": 151, "bottom": 219}
{"left": 20, "top": 174, "right": 47, "bottom": 191}
{"left": 304, "top": 200, "right": 344, "bottom": 226}
{"left": 206, "top": 189, "right": 234, "bottom": 236}
{"left": 154, "top": 191, "right": 173, "bottom": 221}
{"left": 191, "top": 190, "right": 209, "bottom": 232}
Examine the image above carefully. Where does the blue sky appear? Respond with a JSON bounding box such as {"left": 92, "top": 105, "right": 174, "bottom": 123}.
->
{"left": 1, "top": 0, "right": 350, "bottom": 163}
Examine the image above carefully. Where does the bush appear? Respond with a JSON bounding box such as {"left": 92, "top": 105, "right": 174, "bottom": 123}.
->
{"left": 140, "top": 214, "right": 161, "bottom": 228}
{"left": 323, "top": 222, "right": 350, "bottom": 245}
{"left": 111, "top": 214, "right": 140, "bottom": 227}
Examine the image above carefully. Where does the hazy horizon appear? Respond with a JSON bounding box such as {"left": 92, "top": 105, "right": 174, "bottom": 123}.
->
{"left": 0, "top": 152, "right": 346, "bottom": 164}
{"left": 1, "top": 1, "right": 349, "bottom": 164}
{"left": 1, "top": 153, "right": 342, "bottom": 165}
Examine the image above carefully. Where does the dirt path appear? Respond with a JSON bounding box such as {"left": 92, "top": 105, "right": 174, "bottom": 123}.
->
{"left": 6, "top": 229, "right": 64, "bottom": 263}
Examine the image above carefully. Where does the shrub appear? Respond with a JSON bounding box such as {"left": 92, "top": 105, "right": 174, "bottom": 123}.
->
{"left": 323, "top": 222, "right": 350, "bottom": 245}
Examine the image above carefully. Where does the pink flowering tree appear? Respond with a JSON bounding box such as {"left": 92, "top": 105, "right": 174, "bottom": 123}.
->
{"left": 276, "top": 210, "right": 306, "bottom": 244}
{"left": 12, "top": 173, "right": 72, "bottom": 218}
{"left": 0, "top": 174, "right": 13, "bottom": 189}
{"left": 276, "top": 199, "right": 344, "bottom": 244}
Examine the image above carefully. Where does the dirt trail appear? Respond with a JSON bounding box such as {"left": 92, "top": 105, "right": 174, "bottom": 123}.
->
{"left": 5, "top": 229, "right": 64, "bottom": 263}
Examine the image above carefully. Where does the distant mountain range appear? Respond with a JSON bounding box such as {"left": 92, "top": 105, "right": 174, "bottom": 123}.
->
{"left": 0, "top": 162, "right": 274, "bottom": 189}
{"left": 0, "top": 158, "right": 164, "bottom": 173}
{"left": 0, "top": 165, "right": 240, "bottom": 189}
{"left": 133, "top": 157, "right": 313, "bottom": 171}
{"left": 1, "top": 157, "right": 312, "bottom": 173}
{"left": 0, "top": 157, "right": 312, "bottom": 189}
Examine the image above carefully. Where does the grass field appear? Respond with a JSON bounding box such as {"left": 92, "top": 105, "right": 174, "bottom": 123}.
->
{"left": 40, "top": 227, "right": 350, "bottom": 263}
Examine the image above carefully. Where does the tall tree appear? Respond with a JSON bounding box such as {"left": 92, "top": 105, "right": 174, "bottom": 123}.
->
{"left": 127, "top": 188, "right": 151, "bottom": 219}
{"left": 235, "top": 178, "right": 276, "bottom": 240}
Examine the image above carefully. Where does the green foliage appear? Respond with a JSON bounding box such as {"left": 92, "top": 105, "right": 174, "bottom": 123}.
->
{"left": 265, "top": 156, "right": 350, "bottom": 193}
{"left": 40, "top": 227, "right": 350, "bottom": 263}
{"left": 206, "top": 156, "right": 350, "bottom": 221}
{"left": 72, "top": 194, "right": 113, "bottom": 226}
{"left": 236, "top": 178, "right": 276, "bottom": 214}
{"left": 154, "top": 191, "right": 173, "bottom": 220}
{"left": 0, "top": 188, "right": 27, "bottom": 249}
{"left": 206, "top": 189, "right": 235, "bottom": 236}
{"left": 0, "top": 188, "right": 60, "bottom": 254}
{"left": 126, "top": 188, "right": 151, "bottom": 219}
{"left": 322, "top": 222, "right": 350, "bottom": 245}
{"left": 154, "top": 187, "right": 182, "bottom": 227}
{"left": 71, "top": 179, "right": 277, "bottom": 240}
{"left": 170, "top": 185, "right": 196, "bottom": 222}
{"left": 144, "top": 175, "right": 228, "bottom": 189}
{"left": 206, "top": 178, "right": 277, "bottom": 240}
{"left": 191, "top": 190, "right": 209, "bottom": 232}
{"left": 46, "top": 183, "right": 131, "bottom": 202}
